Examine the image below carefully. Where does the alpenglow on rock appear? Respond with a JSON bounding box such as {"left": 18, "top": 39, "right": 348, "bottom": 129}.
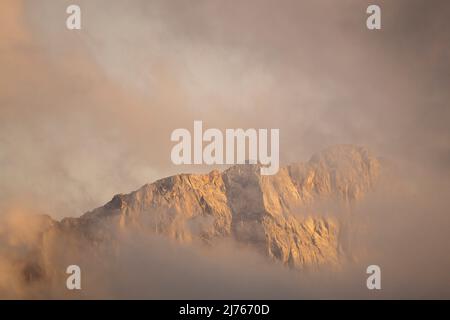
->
{"left": 57, "top": 145, "right": 381, "bottom": 269}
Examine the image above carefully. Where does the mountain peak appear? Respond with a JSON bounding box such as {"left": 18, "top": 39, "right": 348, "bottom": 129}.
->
{"left": 62, "top": 144, "right": 381, "bottom": 269}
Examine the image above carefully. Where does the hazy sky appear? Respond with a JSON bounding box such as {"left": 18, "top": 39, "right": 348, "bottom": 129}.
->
{"left": 1, "top": 0, "right": 449, "bottom": 218}
{"left": 1, "top": 0, "right": 450, "bottom": 299}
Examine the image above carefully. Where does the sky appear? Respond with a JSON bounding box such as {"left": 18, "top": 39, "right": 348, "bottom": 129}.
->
{"left": 0, "top": 0, "right": 449, "bottom": 218}
{"left": 0, "top": 0, "right": 450, "bottom": 299}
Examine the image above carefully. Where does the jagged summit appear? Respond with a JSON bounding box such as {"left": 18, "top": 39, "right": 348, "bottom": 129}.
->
{"left": 57, "top": 144, "right": 380, "bottom": 269}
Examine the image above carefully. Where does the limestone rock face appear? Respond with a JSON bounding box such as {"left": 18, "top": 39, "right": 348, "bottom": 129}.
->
{"left": 54, "top": 145, "right": 380, "bottom": 269}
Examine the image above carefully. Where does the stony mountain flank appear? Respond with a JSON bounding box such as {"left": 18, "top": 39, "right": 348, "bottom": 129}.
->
{"left": 56, "top": 144, "right": 380, "bottom": 269}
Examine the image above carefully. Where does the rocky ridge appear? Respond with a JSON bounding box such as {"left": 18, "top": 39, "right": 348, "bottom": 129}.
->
{"left": 56, "top": 144, "right": 380, "bottom": 269}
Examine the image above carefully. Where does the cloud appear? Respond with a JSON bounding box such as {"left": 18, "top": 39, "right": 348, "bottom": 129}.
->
{"left": 0, "top": 0, "right": 449, "bottom": 299}
{"left": 1, "top": 0, "right": 449, "bottom": 217}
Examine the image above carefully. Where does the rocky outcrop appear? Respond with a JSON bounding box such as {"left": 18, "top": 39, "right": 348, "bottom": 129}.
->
{"left": 53, "top": 144, "right": 380, "bottom": 269}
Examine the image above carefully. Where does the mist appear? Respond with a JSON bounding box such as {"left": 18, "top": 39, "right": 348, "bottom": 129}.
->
{"left": 0, "top": 0, "right": 449, "bottom": 298}
{"left": 1, "top": 173, "right": 449, "bottom": 299}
